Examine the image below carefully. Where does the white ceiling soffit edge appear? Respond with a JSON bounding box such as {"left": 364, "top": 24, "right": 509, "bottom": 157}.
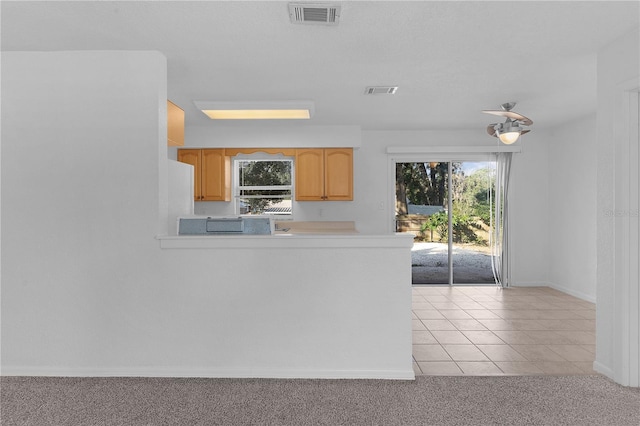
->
{"left": 386, "top": 146, "right": 522, "bottom": 154}
{"left": 289, "top": 3, "right": 341, "bottom": 25}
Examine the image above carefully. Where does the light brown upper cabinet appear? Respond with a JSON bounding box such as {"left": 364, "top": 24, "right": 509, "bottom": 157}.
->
{"left": 167, "top": 100, "right": 185, "bottom": 146}
{"left": 177, "top": 149, "right": 230, "bottom": 201}
{"left": 295, "top": 148, "right": 353, "bottom": 201}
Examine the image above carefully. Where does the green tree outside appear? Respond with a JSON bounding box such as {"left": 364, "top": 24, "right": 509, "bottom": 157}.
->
{"left": 396, "top": 162, "right": 495, "bottom": 245}
{"left": 238, "top": 160, "right": 292, "bottom": 214}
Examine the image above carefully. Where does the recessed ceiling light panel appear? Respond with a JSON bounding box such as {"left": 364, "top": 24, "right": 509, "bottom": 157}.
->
{"left": 193, "top": 101, "right": 315, "bottom": 120}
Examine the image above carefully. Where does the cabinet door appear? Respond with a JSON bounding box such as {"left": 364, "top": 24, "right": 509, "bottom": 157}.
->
{"left": 167, "top": 100, "right": 185, "bottom": 146}
{"left": 177, "top": 149, "right": 201, "bottom": 200}
{"left": 295, "top": 149, "right": 325, "bottom": 200}
{"left": 324, "top": 148, "right": 353, "bottom": 200}
{"left": 201, "top": 149, "right": 230, "bottom": 201}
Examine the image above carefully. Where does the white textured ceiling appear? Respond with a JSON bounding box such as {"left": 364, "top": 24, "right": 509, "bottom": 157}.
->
{"left": 2, "top": 1, "right": 639, "bottom": 132}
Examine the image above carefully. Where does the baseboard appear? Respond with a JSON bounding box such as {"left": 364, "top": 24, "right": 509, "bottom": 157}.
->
{"left": 509, "top": 281, "right": 597, "bottom": 303}
{"left": 510, "top": 281, "right": 552, "bottom": 287}
{"left": 548, "top": 282, "right": 596, "bottom": 303}
{"left": 593, "top": 360, "right": 614, "bottom": 380}
{"left": 0, "top": 366, "right": 415, "bottom": 380}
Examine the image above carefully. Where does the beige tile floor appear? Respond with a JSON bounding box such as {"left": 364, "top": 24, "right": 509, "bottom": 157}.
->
{"left": 412, "top": 286, "right": 597, "bottom": 376}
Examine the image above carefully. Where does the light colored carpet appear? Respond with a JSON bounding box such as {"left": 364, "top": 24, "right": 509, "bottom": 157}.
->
{"left": 1, "top": 375, "right": 638, "bottom": 425}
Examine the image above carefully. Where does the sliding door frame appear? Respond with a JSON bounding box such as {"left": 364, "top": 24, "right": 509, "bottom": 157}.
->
{"left": 388, "top": 146, "right": 520, "bottom": 285}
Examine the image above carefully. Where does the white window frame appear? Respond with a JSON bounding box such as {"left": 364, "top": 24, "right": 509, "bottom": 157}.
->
{"left": 232, "top": 153, "right": 294, "bottom": 218}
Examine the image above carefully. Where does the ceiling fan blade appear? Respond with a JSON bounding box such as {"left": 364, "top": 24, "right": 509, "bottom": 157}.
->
{"left": 520, "top": 129, "right": 531, "bottom": 135}
{"left": 482, "top": 110, "right": 533, "bottom": 126}
{"left": 482, "top": 109, "right": 507, "bottom": 116}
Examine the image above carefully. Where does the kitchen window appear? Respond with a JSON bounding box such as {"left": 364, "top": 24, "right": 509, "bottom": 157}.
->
{"left": 233, "top": 156, "right": 293, "bottom": 217}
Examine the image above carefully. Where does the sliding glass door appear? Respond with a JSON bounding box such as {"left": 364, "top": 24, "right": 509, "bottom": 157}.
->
{"left": 451, "top": 161, "right": 496, "bottom": 284}
{"left": 395, "top": 160, "right": 496, "bottom": 285}
{"left": 396, "top": 161, "right": 449, "bottom": 284}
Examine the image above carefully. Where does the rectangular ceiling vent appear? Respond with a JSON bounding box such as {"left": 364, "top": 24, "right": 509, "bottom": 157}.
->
{"left": 289, "top": 3, "right": 341, "bottom": 25}
{"left": 365, "top": 86, "right": 399, "bottom": 95}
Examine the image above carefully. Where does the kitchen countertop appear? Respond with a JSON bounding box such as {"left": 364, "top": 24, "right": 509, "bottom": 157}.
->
{"left": 160, "top": 219, "right": 414, "bottom": 249}
{"left": 157, "top": 232, "right": 414, "bottom": 249}
{"left": 273, "top": 220, "right": 358, "bottom": 235}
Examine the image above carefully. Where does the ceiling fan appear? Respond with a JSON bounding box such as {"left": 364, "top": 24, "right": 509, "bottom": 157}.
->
{"left": 483, "top": 102, "right": 533, "bottom": 144}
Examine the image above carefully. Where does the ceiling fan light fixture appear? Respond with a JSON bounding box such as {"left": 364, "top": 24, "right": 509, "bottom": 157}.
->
{"left": 483, "top": 102, "right": 532, "bottom": 144}
{"left": 496, "top": 119, "right": 523, "bottom": 144}
{"left": 497, "top": 130, "right": 521, "bottom": 145}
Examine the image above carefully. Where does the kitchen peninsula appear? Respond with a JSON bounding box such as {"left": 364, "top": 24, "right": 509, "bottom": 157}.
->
{"left": 159, "top": 150, "right": 414, "bottom": 379}
{"left": 157, "top": 225, "right": 415, "bottom": 379}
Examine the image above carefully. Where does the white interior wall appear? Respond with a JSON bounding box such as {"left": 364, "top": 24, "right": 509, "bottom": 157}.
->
{"left": 595, "top": 27, "right": 640, "bottom": 386}
{"left": 1, "top": 51, "right": 168, "bottom": 372}
{"left": 507, "top": 132, "right": 550, "bottom": 287}
{"left": 547, "top": 114, "right": 597, "bottom": 301}
{"left": 0, "top": 51, "right": 412, "bottom": 379}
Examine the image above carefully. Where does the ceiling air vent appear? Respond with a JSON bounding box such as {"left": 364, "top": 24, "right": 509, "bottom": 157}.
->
{"left": 365, "top": 86, "right": 399, "bottom": 95}
{"left": 289, "top": 3, "right": 341, "bottom": 25}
